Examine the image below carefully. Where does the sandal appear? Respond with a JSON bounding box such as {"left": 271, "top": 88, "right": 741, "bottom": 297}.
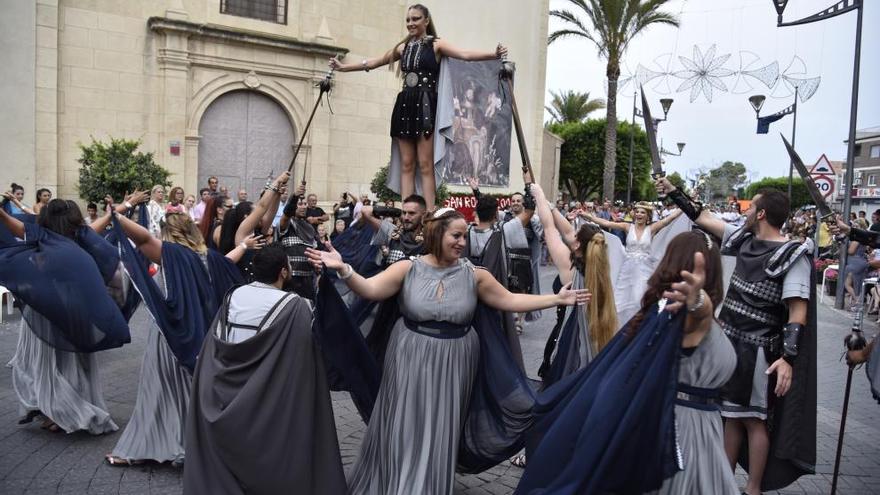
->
{"left": 39, "top": 418, "right": 61, "bottom": 432}
{"left": 105, "top": 455, "right": 144, "bottom": 467}
{"left": 510, "top": 453, "right": 527, "bottom": 468}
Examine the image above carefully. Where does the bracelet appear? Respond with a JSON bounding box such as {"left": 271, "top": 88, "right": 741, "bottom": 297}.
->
{"left": 361, "top": 59, "right": 370, "bottom": 72}
{"left": 687, "top": 290, "right": 706, "bottom": 313}
{"left": 264, "top": 184, "right": 280, "bottom": 193}
{"left": 239, "top": 241, "right": 248, "bottom": 250}
{"left": 124, "top": 201, "right": 133, "bottom": 209}
{"left": 339, "top": 263, "right": 354, "bottom": 280}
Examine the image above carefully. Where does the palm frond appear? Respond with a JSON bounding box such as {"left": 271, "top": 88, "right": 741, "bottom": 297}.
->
{"left": 548, "top": 28, "right": 594, "bottom": 46}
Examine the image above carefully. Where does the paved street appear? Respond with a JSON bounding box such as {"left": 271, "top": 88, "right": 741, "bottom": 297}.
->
{"left": 0, "top": 266, "right": 878, "bottom": 494}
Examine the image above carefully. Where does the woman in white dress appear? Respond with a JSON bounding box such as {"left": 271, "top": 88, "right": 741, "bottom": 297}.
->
{"left": 585, "top": 203, "right": 683, "bottom": 324}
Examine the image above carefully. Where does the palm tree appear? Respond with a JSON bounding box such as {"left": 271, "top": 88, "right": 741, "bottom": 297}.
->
{"left": 549, "top": 0, "right": 679, "bottom": 201}
{"left": 545, "top": 89, "right": 606, "bottom": 123}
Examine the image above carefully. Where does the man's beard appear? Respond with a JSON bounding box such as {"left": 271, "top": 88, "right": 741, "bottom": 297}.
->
{"left": 403, "top": 219, "right": 419, "bottom": 232}
{"left": 511, "top": 206, "right": 523, "bottom": 214}
{"left": 744, "top": 214, "right": 757, "bottom": 233}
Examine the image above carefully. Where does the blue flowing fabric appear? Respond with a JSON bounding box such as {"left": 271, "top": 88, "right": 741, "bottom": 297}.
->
{"left": 111, "top": 215, "right": 242, "bottom": 371}
{"left": 328, "top": 223, "right": 384, "bottom": 325}
{"left": 0, "top": 213, "right": 34, "bottom": 244}
{"left": 541, "top": 307, "right": 582, "bottom": 388}
{"left": 331, "top": 223, "right": 380, "bottom": 274}
{"left": 0, "top": 221, "right": 131, "bottom": 352}
{"left": 313, "top": 273, "right": 381, "bottom": 422}
{"left": 516, "top": 307, "right": 683, "bottom": 495}
{"left": 312, "top": 278, "right": 536, "bottom": 473}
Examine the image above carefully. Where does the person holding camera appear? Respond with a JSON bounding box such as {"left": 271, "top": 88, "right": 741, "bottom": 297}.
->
{"left": 360, "top": 194, "right": 428, "bottom": 267}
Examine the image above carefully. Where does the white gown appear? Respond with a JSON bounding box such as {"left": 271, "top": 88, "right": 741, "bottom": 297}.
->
{"left": 613, "top": 224, "right": 655, "bottom": 325}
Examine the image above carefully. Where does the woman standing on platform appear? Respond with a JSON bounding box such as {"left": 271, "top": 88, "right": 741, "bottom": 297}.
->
{"left": 329, "top": 3, "right": 507, "bottom": 210}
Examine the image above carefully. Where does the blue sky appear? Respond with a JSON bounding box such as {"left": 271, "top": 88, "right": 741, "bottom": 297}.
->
{"left": 544, "top": 0, "right": 879, "bottom": 182}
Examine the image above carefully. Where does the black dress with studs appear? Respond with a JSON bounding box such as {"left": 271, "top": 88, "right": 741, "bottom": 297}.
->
{"left": 390, "top": 37, "right": 440, "bottom": 139}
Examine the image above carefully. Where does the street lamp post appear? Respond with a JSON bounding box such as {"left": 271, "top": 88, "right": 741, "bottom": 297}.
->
{"left": 627, "top": 94, "right": 673, "bottom": 204}
{"left": 774, "top": 0, "right": 863, "bottom": 311}
{"left": 748, "top": 85, "right": 799, "bottom": 198}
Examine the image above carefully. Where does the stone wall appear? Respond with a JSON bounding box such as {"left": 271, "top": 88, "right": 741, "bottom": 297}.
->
{"left": 6, "top": 0, "right": 552, "bottom": 207}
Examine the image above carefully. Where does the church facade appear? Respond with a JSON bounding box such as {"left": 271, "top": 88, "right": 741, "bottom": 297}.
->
{"left": 1, "top": 0, "right": 555, "bottom": 204}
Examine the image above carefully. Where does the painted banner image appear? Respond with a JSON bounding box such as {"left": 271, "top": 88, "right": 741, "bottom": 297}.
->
{"left": 442, "top": 59, "right": 512, "bottom": 187}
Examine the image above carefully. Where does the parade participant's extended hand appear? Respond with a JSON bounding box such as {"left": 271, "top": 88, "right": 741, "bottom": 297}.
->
{"left": 496, "top": 43, "right": 508, "bottom": 59}
{"left": 654, "top": 177, "right": 674, "bottom": 196}
{"left": 467, "top": 177, "right": 479, "bottom": 190}
{"left": 663, "top": 252, "right": 706, "bottom": 314}
{"left": 328, "top": 57, "right": 342, "bottom": 71}
{"left": 556, "top": 281, "right": 591, "bottom": 306}
{"left": 846, "top": 348, "right": 869, "bottom": 366}
{"left": 305, "top": 241, "right": 344, "bottom": 271}
{"left": 273, "top": 171, "right": 290, "bottom": 187}
{"left": 829, "top": 215, "right": 850, "bottom": 236}
{"left": 295, "top": 183, "right": 306, "bottom": 197}
{"left": 766, "top": 358, "right": 793, "bottom": 396}
{"left": 241, "top": 233, "right": 267, "bottom": 250}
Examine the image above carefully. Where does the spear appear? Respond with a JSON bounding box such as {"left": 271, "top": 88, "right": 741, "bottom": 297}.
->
{"left": 287, "top": 59, "right": 337, "bottom": 183}
{"left": 498, "top": 56, "right": 534, "bottom": 184}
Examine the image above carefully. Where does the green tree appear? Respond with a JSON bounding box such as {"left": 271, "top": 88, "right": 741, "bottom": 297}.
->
{"left": 546, "top": 89, "right": 605, "bottom": 124}
{"left": 744, "top": 176, "right": 810, "bottom": 210}
{"left": 549, "top": 0, "right": 679, "bottom": 202}
{"left": 549, "top": 118, "right": 654, "bottom": 201}
{"left": 370, "top": 165, "right": 449, "bottom": 205}
{"left": 703, "top": 161, "right": 748, "bottom": 202}
{"left": 77, "top": 137, "right": 171, "bottom": 203}
{"left": 667, "top": 171, "right": 687, "bottom": 191}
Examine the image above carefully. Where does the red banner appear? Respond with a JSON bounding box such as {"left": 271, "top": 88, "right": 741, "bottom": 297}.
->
{"left": 443, "top": 193, "right": 511, "bottom": 222}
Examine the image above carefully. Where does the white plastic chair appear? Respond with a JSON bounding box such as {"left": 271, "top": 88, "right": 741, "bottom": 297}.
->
{"left": 0, "top": 285, "right": 13, "bottom": 323}
{"left": 820, "top": 264, "right": 839, "bottom": 304}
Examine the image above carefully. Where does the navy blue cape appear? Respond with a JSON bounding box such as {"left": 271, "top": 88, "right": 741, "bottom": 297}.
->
{"left": 0, "top": 221, "right": 131, "bottom": 352}
{"left": 111, "top": 214, "right": 242, "bottom": 371}
{"left": 516, "top": 307, "right": 683, "bottom": 494}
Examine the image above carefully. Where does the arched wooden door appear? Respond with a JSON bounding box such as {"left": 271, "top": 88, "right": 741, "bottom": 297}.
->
{"left": 198, "top": 90, "right": 295, "bottom": 201}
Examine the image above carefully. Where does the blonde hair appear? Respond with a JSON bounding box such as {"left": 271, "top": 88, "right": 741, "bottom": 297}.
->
{"left": 584, "top": 232, "right": 618, "bottom": 353}
{"left": 162, "top": 212, "right": 207, "bottom": 254}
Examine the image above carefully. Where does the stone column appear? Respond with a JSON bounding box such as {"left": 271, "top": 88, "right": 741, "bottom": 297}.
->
{"left": 36, "top": 0, "right": 60, "bottom": 194}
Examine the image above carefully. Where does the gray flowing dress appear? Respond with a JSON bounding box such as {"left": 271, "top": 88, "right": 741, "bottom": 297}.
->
{"left": 347, "top": 257, "right": 480, "bottom": 495}
{"left": 110, "top": 269, "right": 191, "bottom": 464}
{"left": 10, "top": 309, "right": 118, "bottom": 435}
{"left": 651, "top": 322, "right": 739, "bottom": 495}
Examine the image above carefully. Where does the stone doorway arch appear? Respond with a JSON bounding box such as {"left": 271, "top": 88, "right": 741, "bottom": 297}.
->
{"left": 197, "top": 90, "right": 295, "bottom": 203}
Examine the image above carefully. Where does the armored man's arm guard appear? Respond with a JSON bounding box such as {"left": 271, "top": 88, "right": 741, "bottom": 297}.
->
{"left": 848, "top": 227, "right": 880, "bottom": 248}
{"left": 782, "top": 322, "right": 804, "bottom": 364}
{"left": 667, "top": 188, "right": 703, "bottom": 222}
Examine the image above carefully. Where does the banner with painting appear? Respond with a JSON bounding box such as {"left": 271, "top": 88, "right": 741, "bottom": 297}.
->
{"left": 439, "top": 59, "right": 512, "bottom": 187}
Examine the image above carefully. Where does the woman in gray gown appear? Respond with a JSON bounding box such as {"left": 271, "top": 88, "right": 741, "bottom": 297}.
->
{"left": 650, "top": 231, "right": 738, "bottom": 495}
{"left": 103, "top": 204, "right": 259, "bottom": 466}
{"left": 307, "top": 207, "right": 590, "bottom": 495}
{"left": 1, "top": 201, "right": 119, "bottom": 435}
